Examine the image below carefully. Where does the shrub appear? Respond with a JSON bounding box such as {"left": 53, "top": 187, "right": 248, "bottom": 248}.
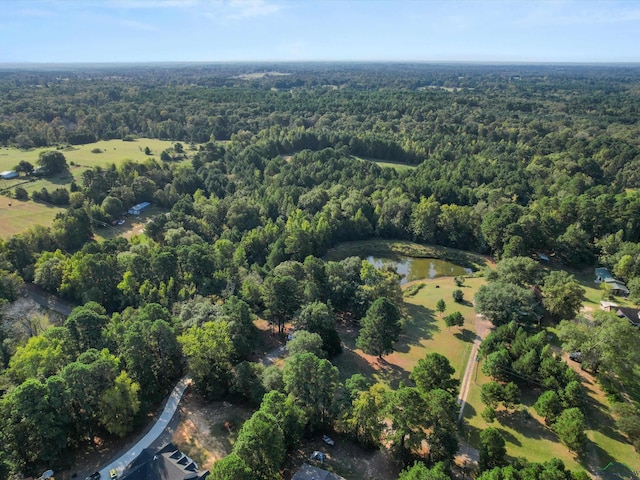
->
{"left": 453, "top": 289, "right": 464, "bottom": 303}
{"left": 403, "top": 282, "right": 425, "bottom": 297}
{"left": 91, "top": 148, "right": 102, "bottom": 154}
{"left": 482, "top": 406, "right": 496, "bottom": 423}
{"left": 14, "top": 187, "right": 28, "bottom": 200}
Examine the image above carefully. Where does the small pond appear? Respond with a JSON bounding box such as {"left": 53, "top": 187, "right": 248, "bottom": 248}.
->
{"left": 366, "top": 255, "right": 472, "bottom": 285}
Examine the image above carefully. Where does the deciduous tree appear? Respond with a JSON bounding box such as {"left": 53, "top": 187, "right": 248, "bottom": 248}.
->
{"left": 179, "top": 321, "right": 234, "bottom": 399}
{"left": 475, "top": 281, "right": 536, "bottom": 326}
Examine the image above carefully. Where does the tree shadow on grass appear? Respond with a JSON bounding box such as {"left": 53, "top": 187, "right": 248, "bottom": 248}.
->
{"left": 597, "top": 456, "right": 640, "bottom": 480}
{"left": 454, "top": 328, "right": 475, "bottom": 343}
{"left": 496, "top": 409, "right": 555, "bottom": 442}
{"left": 332, "top": 347, "right": 378, "bottom": 384}
{"left": 375, "top": 357, "right": 410, "bottom": 389}
{"left": 581, "top": 382, "right": 630, "bottom": 445}
{"left": 496, "top": 427, "right": 522, "bottom": 447}
{"left": 395, "top": 303, "right": 439, "bottom": 354}
{"left": 46, "top": 172, "right": 75, "bottom": 185}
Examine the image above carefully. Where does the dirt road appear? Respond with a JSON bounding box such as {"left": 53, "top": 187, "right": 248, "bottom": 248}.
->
{"left": 457, "top": 313, "right": 492, "bottom": 423}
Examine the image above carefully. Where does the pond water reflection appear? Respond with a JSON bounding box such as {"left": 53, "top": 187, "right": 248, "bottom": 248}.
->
{"left": 366, "top": 255, "right": 472, "bottom": 285}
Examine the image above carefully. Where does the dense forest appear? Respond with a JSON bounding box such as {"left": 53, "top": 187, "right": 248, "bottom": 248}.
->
{"left": 1, "top": 63, "right": 640, "bottom": 479}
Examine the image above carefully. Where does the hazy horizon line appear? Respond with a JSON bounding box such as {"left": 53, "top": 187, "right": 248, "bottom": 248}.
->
{"left": 1, "top": 60, "right": 640, "bottom": 68}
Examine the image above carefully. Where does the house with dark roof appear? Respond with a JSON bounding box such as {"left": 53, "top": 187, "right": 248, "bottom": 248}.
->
{"left": 616, "top": 307, "right": 640, "bottom": 328}
{"left": 292, "top": 463, "right": 346, "bottom": 480}
{"left": 119, "top": 443, "right": 208, "bottom": 480}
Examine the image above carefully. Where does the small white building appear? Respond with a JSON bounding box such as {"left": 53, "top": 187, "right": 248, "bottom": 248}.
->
{"left": 128, "top": 201, "right": 150, "bottom": 215}
{"left": 0, "top": 170, "right": 18, "bottom": 179}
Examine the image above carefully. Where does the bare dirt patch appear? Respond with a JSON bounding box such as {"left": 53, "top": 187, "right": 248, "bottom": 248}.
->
{"left": 284, "top": 435, "right": 399, "bottom": 480}
{"left": 171, "top": 393, "right": 253, "bottom": 471}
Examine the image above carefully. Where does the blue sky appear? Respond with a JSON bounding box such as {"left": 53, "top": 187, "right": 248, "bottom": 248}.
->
{"left": 1, "top": 0, "right": 639, "bottom": 63}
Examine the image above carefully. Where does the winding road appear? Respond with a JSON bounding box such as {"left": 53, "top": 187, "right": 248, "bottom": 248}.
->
{"left": 97, "top": 377, "right": 191, "bottom": 479}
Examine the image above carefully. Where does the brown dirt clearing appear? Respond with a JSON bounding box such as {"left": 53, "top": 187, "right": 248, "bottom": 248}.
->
{"left": 171, "top": 393, "right": 253, "bottom": 471}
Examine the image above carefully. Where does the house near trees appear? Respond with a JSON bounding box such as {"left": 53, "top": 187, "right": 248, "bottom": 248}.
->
{"left": 595, "top": 267, "right": 630, "bottom": 296}
{"left": 595, "top": 267, "right": 614, "bottom": 283}
{"left": 0, "top": 170, "right": 18, "bottom": 179}
{"left": 615, "top": 306, "right": 640, "bottom": 328}
{"left": 292, "top": 463, "right": 346, "bottom": 480}
{"left": 128, "top": 201, "right": 151, "bottom": 215}
{"left": 119, "top": 443, "right": 209, "bottom": 480}
{"left": 607, "top": 279, "right": 630, "bottom": 296}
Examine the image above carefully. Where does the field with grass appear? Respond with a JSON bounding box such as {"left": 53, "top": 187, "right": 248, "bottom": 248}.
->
{"left": 463, "top": 368, "right": 585, "bottom": 471}
{"left": 0, "top": 138, "right": 180, "bottom": 173}
{"left": 461, "top": 262, "right": 640, "bottom": 475}
{"left": 333, "top": 274, "right": 484, "bottom": 390}
{"left": 352, "top": 155, "right": 417, "bottom": 172}
{"left": 0, "top": 195, "right": 63, "bottom": 238}
{"left": 0, "top": 139, "right": 179, "bottom": 238}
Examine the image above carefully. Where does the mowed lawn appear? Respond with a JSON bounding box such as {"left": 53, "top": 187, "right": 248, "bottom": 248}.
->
{"left": 463, "top": 369, "right": 585, "bottom": 471}
{"left": 333, "top": 275, "right": 485, "bottom": 389}
{"left": 0, "top": 139, "right": 179, "bottom": 238}
{"left": 462, "top": 264, "right": 640, "bottom": 473}
{"left": 0, "top": 196, "right": 63, "bottom": 238}
{"left": 0, "top": 138, "right": 179, "bottom": 173}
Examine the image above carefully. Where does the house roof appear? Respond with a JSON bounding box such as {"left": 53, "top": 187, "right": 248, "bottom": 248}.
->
{"left": 616, "top": 307, "right": 640, "bottom": 326}
{"left": 129, "top": 201, "right": 151, "bottom": 211}
{"left": 606, "top": 280, "right": 630, "bottom": 294}
{"left": 119, "top": 443, "right": 208, "bottom": 480}
{"left": 595, "top": 267, "right": 614, "bottom": 279}
{"left": 292, "top": 464, "right": 346, "bottom": 480}
{"left": 600, "top": 301, "right": 619, "bottom": 310}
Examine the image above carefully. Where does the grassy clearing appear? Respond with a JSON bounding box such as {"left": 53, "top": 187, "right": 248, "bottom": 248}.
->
{"left": 351, "top": 155, "right": 417, "bottom": 172}
{"left": 462, "top": 264, "right": 640, "bottom": 473}
{"left": 462, "top": 369, "right": 584, "bottom": 470}
{"left": 463, "top": 365, "right": 640, "bottom": 472}
{"left": 0, "top": 138, "right": 179, "bottom": 172}
{"left": 333, "top": 275, "right": 482, "bottom": 389}
{"left": 0, "top": 139, "right": 179, "bottom": 238}
{"left": 0, "top": 196, "right": 63, "bottom": 238}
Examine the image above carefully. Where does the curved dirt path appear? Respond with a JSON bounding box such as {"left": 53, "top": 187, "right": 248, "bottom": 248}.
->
{"left": 97, "top": 377, "right": 191, "bottom": 478}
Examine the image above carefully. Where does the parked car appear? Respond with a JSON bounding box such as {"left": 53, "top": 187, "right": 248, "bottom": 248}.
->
{"left": 109, "top": 469, "right": 118, "bottom": 480}
{"left": 322, "top": 434, "right": 335, "bottom": 446}
{"left": 569, "top": 352, "right": 583, "bottom": 363}
{"left": 85, "top": 472, "right": 100, "bottom": 480}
